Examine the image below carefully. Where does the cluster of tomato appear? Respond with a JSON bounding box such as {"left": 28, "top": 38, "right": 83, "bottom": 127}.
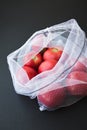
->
{"left": 23, "top": 47, "right": 63, "bottom": 79}
{"left": 17, "top": 46, "right": 87, "bottom": 110}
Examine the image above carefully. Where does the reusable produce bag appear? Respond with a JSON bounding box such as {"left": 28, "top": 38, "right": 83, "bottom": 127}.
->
{"left": 7, "top": 19, "right": 87, "bottom": 111}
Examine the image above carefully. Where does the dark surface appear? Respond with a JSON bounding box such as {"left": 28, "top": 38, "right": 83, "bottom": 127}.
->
{"left": 0, "top": 0, "right": 87, "bottom": 130}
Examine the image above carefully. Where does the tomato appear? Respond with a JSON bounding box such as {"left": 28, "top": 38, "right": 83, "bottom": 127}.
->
{"left": 37, "top": 86, "right": 65, "bottom": 108}
{"left": 23, "top": 65, "right": 37, "bottom": 79}
{"left": 16, "top": 68, "right": 29, "bottom": 84}
{"left": 38, "top": 59, "right": 57, "bottom": 73}
{"left": 43, "top": 47, "right": 63, "bottom": 61}
{"left": 24, "top": 53, "right": 43, "bottom": 68}
{"left": 67, "top": 71, "right": 87, "bottom": 96}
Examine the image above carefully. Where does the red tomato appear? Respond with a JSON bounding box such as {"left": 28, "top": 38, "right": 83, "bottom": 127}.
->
{"left": 43, "top": 47, "right": 63, "bottom": 61}
{"left": 24, "top": 53, "right": 43, "bottom": 68}
{"left": 67, "top": 71, "right": 87, "bottom": 96}
{"left": 23, "top": 65, "right": 37, "bottom": 79}
{"left": 37, "top": 86, "right": 65, "bottom": 108}
{"left": 16, "top": 68, "right": 29, "bottom": 84}
{"left": 38, "top": 59, "right": 57, "bottom": 73}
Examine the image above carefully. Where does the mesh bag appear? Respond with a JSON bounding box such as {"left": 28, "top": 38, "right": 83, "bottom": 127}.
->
{"left": 7, "top": 19, "right": 87, "bottom": 111}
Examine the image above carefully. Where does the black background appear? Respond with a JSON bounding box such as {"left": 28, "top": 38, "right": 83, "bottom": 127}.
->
{"left": 0, "top": 0, "right": 87, "bottom": 130}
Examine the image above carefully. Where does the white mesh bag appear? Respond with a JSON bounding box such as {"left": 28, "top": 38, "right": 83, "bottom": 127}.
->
{"left": 7, "top": 19, "right": 87, "bottom": 111}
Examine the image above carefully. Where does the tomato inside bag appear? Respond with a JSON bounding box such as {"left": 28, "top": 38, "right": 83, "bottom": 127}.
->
{"left": 7, "top": 19, "right": 87, "bottom": 111}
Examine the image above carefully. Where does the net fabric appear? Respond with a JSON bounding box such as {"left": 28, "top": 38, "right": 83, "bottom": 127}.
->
{"left": 7, "top": 19, "right": 87, "bottom": 111}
